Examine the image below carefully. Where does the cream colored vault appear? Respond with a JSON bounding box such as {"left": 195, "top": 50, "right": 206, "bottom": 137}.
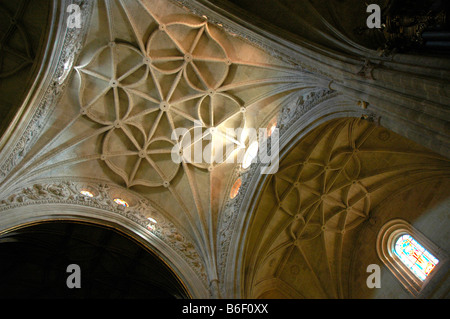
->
{"left": 0, "top": 0, "right": 328, "bottom": 297}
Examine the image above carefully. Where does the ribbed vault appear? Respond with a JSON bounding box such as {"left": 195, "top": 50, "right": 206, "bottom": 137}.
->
{"left": 0, "top": 0, "right": 52, "bottom": 138}
{"left": 242, "top": 117, "right": 450, "bottom": 298}
{"left": 0, "top": 0, "right": 449, "bottom": 299}
{"left": 0, "top": 0, "right": 329, "bottom": 296}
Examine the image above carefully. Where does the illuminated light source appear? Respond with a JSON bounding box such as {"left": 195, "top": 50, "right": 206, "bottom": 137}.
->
{"left": 80, "top": 190, "right": 94, "bottom": 198}
{"left": 113, "top": 198, "right": 129, "bottom": 207}
{"left": 242, "top": 141, "right": 259, "bottom": 169}
{"left": 266, "top": 118, "right": 277, "bottom": 137}
{"left": 230, "top": 178, "right": 242, "bottom": 199}
{"left": 147, "top": 217, "right": 157, "bottom": 231}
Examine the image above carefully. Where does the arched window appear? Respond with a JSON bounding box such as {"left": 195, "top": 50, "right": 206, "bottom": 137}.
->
{"left": 377, "top": 219, "right": 446, "bottom": 296}
{"left": 393, "top": 234, "right": 439, "bottom": 281}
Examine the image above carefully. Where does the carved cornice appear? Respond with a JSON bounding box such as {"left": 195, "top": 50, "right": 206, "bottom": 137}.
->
{"left": 0, "top": 179, "right": 208, "bottom": 288}
{"left": 278, "top": 88, "right": 337, "bottom": 132}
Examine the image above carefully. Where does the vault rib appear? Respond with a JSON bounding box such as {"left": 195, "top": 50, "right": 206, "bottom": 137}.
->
{"left": 118, "top": 0, "right": 147, "bottom": 54}
{"left": 144, "top": 110, "right": 164, "bottom": 145}
{"left": 5, "top": 125, "right": 113, "bottom": 189}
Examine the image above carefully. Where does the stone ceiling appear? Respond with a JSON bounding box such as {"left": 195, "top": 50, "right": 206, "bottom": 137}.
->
{"left": 0, "top": 0, "right": 51, "bottom": 138}
{"left": 242, "top": 117, "right": 450, "bottom": 298}
{"left": 0, "top": 0, "right": 448, "bottom": 299}
{"left": 0, "top": 0, "right": 328, "bottom": 296}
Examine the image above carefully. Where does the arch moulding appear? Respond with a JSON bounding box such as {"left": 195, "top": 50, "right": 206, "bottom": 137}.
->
{"left": 0, "top": 180, "right": 209, "bottom": 299}
{"left": 219, "top": 90, "right": 372, "bottom": 298}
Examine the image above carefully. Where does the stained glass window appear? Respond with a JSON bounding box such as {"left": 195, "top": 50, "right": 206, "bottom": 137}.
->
{"left": 394, "top": 234, "right": 439, "bottom": 281}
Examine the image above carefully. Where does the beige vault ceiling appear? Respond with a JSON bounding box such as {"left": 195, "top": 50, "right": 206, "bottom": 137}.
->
{"left": 243, "top": 117, "right": 450, "bottom": 299}
{"left": 0, "top": 0, "right": 326, "bottom": 296}
{"left": 1, "top": 0, "right": 448, "bottom": 299}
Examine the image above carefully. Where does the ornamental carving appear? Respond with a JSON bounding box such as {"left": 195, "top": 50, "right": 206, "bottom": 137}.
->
{"left": 0, "top": 180, "right": 208, "bottom": 287}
